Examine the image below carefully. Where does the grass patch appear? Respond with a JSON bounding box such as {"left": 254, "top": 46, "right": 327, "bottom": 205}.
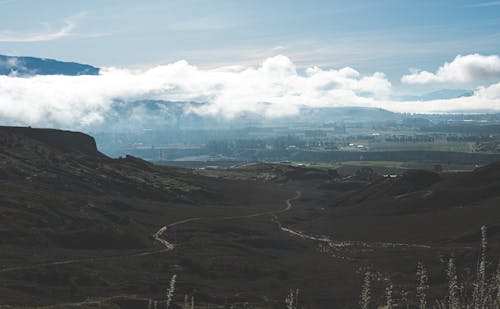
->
{"left": 0, "top": 303, "right": 120, "bottom": 309}
{"left": 367, "top": 141, "right": 474, "bottom": 152}
{"left": 303, "top": 161, "right": 406, "bottom": 169}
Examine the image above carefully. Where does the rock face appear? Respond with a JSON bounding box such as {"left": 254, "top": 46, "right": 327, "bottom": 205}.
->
{"left": 0, "top": 126, "right": 102, "bottom": 157}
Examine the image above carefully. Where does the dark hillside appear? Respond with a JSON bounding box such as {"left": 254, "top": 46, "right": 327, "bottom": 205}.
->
{"left": 1, "top": 126, "right": 499, "bottom": 308}
{"left": 0, "top": 126, "right": 301, "bottom": 307}
{"left": 0, "top": 126, "right": 104, "bottom": 157}
{"left": 288, "top": 162, "right": 500, "bottom": 246}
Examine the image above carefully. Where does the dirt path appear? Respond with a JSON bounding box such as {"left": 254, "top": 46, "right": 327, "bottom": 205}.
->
{"left": 0, "top": 191, "right": 301, "bottom": 273}
{"left": 0, "top": 190, "right": 430, "bottom": 275}
{"left": 276, "top": 221, "right": 432, "bottom": 250}
{"left": 274, "top": 212, "right": 432, "bottom": 250}
{"left": 152, "top": 191, "right": 301, "bottom": 249}
{"left": 268, "top": 191, "right": 432, "bottom": 250}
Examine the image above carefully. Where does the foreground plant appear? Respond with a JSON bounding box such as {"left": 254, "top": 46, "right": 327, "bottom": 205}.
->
{"left": 166, "top": 274, "right": 177, "bottom": 309}
{"left": 360, "top": 271, "right": 371, "bottom": 309}
{"left": 359, "top": 225, "right": 499, "bottom": 309}
{"left": 446, "top": 258, "right": 459, "bottom": 309}
{"left": 385, "top": 282, "right": 394, "bottom": 309}
{"left": 416, "top": 262, "right": 429, "bottom": 309}
{"left": 183, "top": 294, "right": 195, "bottom": 309}
{"left": 285, "top": 288, "right": 299, "bottom": 309}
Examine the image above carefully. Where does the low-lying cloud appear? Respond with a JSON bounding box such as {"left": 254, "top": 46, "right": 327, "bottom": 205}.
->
{"left": 401, "top": 54, "right": 500, "bottom": 84}
{"left": 0, "top": 54, "right": 500, "bottom": 129}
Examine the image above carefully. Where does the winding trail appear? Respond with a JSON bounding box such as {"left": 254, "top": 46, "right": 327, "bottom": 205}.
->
{"left": 0, "top": 188, "right": 435, "bottom": 309}
{"left": 0, "top": 189, "right": 430, "bottom": 274}
{"left": 152, "top": 191, "right": 301, "bottom": 250}
{"left": 0, "top": 191, "right": 301, "bottom": 273}
{"left": 274, "top": 211, "right": 432, "bottom": 251}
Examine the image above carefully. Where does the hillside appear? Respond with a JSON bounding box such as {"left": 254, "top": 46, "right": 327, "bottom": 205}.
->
{"left": 0, "top": 127, "right": 499, "bottom": 308}
{"left": 0, "top": 126, "right": 300, "bottom": 307}
{"left": 288, "top": 164, "right": 500, "bottom": 245}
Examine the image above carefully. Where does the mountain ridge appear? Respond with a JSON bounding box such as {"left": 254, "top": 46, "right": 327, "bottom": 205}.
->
{"left": 0, "top": 55, "right": 99, "bottom": 76}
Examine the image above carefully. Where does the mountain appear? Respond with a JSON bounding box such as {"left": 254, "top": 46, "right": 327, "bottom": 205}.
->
{"left": 0, "top": 55, "right": 99, "bottom": 76}
{"left": 99, "top": 101, "right": 402, "bottom": 131}
{"left": 419, "top": 89, "right": 473, "bottom": 100}
{"left": 292, "top": 106, "right": 401, "bottom": 123}
{"left": 395, "top": 89, "right": 473, "bottom": 101}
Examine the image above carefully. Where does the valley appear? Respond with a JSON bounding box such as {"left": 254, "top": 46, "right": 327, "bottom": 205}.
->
{"left": 2, "top": 1, "right": 500, "bottom": 307}
{"left": 0, "top": 126, "right": 499, "bottom": 308}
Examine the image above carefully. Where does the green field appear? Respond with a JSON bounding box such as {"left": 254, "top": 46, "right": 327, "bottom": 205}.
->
{"left": 367, "top": 141, "right": 474, "bottom": 152}
{"left": 298, "top": 160, "right": 475, "bottom": 173}
{"left": 303, "top": 161, "right": 406, "bottom": 169}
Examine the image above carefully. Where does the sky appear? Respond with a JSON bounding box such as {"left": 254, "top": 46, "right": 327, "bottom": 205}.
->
{"left": 0, "top": 0, "right": 500, "bottom": 128}
{"left": 1, "top": 0, "right": 499, "bottom": 77}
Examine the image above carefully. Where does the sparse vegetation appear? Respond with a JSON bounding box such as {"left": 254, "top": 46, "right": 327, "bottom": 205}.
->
{"left": 285, "top": 289, "right": 300, "bottom": 309}
{"left": 2, "top": 127, "right": 500, "bottom": 309}
{"left": 166, "top": 274, "right": 177, "bottom": 309}
{"left": 360, "top": 271, "right": 372, "bottom": 309}
{"left": 354, "top": 225, "right": 500, "bottom": 309}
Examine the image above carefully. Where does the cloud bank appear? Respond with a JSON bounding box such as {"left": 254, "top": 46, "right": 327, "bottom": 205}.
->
{"left": 0, "top": 54, "right": 500, "bottom": 129}
{"left": 401, "top": 54, "right": 500, "bottom": 84}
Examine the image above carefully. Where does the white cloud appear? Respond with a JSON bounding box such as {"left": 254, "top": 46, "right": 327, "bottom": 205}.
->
{"left": 0, "top": 55, "right": 500, "bottom": 129}
{"left": 401, "top": 54, "right": 500, "bottom": 84}
{"left": 323, "top": 81, "right": 500, "bottom": 114}
{"left": 378, "top": 83, "right": 500, "bottom": 114}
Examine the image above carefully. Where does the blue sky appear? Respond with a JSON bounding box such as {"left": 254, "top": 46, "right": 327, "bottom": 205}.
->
{"left": 1, "top": 0, "right": 499, "bottom": 80}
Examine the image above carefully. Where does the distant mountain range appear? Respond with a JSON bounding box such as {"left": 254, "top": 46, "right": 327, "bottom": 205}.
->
{"left": 0, "top": 55, "right": 99, "bottom": 76}
{"left": 92, "top": 100, "right": 403, "bottom": 133}
{"left": 395, "top": 89, "right": 474, "bottom": 101}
